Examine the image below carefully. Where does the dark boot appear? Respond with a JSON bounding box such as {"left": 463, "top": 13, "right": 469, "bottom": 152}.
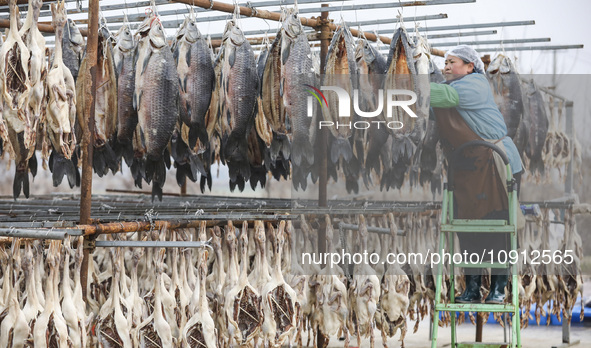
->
{"left": 485, "top": 274, "right": 508, "bottom": 304}
{"left": 456, "top": 274, "right": 481, "bottom": 303}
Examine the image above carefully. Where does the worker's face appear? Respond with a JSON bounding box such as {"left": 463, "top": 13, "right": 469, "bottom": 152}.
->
{"left": 443, "top": 55, "right": 474, "bottom": 80}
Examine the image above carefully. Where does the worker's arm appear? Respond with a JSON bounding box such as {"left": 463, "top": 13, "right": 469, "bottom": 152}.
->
{"left": 430, "top": 82, "right": 460, "bottom": 108}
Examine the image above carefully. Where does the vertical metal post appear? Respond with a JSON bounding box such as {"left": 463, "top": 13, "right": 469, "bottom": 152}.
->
{"left": 564, "top": 102, "right": 574, "bottom": 195}
{"left": 317, "top": 6, "right": 329, "bottom": 348}
{"left": 476, "top": 313, "right": 483, "bottom": 342}
{"left": 562, "top": 101, "right": 574, "bottom": 344}
{"left": 79, "top": 0, "right": 99, "bottom": 301}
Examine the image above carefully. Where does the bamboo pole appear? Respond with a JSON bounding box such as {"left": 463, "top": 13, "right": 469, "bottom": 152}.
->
{"left": 80, "top": 0, "right": 99, "bottom": 301}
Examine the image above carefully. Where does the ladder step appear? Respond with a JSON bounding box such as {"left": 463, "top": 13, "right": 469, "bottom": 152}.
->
{"left": 452, "top": 219, "right": 508, "bottom": 226}
{"left": 441, "top": 225, "right": 515, "bottom": 233}
{"left": 435, "top": 303, "right": 516, "bottom": 312}
{"left": 457, "top": 342, "right": 510, "bottom": 348}
{"left": 455, "top": 262, "right": 510, "bottom": 269}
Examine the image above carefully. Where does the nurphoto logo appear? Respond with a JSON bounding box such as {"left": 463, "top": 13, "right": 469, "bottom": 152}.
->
{"left": 304, "top": 84, "right": 419, "bottom": 130}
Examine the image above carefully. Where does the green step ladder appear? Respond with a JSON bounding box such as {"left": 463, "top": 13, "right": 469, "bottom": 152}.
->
{"left": 431, "top": 141, "right": 522, "bottom": 348}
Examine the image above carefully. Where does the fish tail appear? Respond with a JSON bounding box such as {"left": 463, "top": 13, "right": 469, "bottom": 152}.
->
{"left": 151, "top": 183, "right": 163, "bottom": 202}
{"left": 113, "top": 138, "right": 134, "bottom": 168}
{"left": 291, "top": 164, "right": 308, "bottom": 192}
{"left": 229, "top": 174, "right": 245, "bottom": 193}
{"left": 145, "top": 157, "right": 167, "bottom": 190}
{"left": 131, "top": 157, "right": 144, "bottom": 188}
{"left": 330, "top": 138, "right": 353, "bottom": 163}
{"left": 270, "top": 134, "right": 291, "bottom": 162}
{"left": 13, "top": 164, "right": 30, "bottom": 200}
{"left": 249, "top": 166, "right": 267, "bottom": 190}
{"left": 270, "top": 157, "right": 290, "bottom": 181}
{"left": 291, "top": 136, "right": 315, "bottom": 167}
{"left": 225, "top": 133, "right": 250, "bottom": 182}
{"left": 188, "top": 124, "right": 209, "bottom": 150}
{"left": 50, "top": 151, "right": 77, "bottom": 188}
{"left": 93, "top": 143, "right": 119, "bottom": 177}
{"left": 200, "top": 166, "right": 212, "bottom": 193}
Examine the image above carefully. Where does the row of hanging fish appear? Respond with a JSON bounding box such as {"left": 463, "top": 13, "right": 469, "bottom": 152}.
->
{"left": 485, "top": 54, "right": 581, "bottom": 183}
{"left": 1, "top": 3, "right": 576, "bottom": 199}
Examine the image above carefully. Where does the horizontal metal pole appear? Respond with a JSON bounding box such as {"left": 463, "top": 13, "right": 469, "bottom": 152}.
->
{"left": 339, "top": 223, "right": 405, "bottom": 236}
{"left": 0, "top": 221, "right": 76, "bottom": 228}
{"left": 417, "top": 20, "right": 535, "bottom": 33}
{"left": 426, "top": 29, "right": 497, "bottom": 39}
{"left": 0, "top": 228, "right": 67, "bottom": 240}
{"left": 433, "top": 37, "right": 550, "bottom": 47}
{"left": 208, "top": 13, "right": 447, "bottom": 39}
{"left": 475, "top": 44, "right": 583, "bottom": 52}
{"left": 297, "top": 0, "right": 475, "bottom": 14}
{"left": 94, "top": 240, "right": 211, "bottom": 248}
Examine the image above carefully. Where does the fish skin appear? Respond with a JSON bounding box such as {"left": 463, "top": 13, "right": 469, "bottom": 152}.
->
{"left": 281, "top": 9, "right": 315, "bottom": 167}
{"left": 486, "top": 54, "right": 524, "bottom": 148}
{"left": 174, "top": 15, "right": 215, "bottom": 149}
{"left": 262, "top": 31, "right": 286, "bottom": 134}
{"left": 355, "top": 37, "right": 387, "bottom": 184}
{"left": 323, "top": 24, "right": 359, "bottom": 163}
{"left": 61, "top": 18, "right": 84, "bottom": 82}
{"left": 220, "top": 21, "right": 258, "bottom": 184}
{"left": 522, "top": 79, "right": 549, "bottom": 176}
{"left": 76, "top": 28, "right": 118, "bottom": 177}
{"left": 135, "top": 19, "right": 180, "bottom": 200}
{"left": 113, "top": 22, "right": 137, "bottom": 167}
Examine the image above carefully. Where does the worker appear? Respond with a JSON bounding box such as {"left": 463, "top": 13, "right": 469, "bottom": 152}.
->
{"left": 429, "top": 45, "right": 524, "bottom": 304}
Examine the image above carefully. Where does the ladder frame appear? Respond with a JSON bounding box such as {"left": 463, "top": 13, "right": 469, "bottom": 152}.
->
{"left": 431, "top": 140, "right": 522, "bottom": 348}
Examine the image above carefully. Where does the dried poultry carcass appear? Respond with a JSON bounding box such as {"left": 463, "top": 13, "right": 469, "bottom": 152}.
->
{"left": 323, "top": 22, "right": 359, "bottom": 164}
{"left": 521, "top": 79, "right": 549, "bottom": 179}
{"left": 77, "top": 25, "right": 118, "bottom": 177}
{"left": 310, "top": 215, "right": 350, "bottom": 348}
{"left": 137, "top": 249, "right": 174, "bottom": 347}
{"left": 33, "top": 241, "right": 72, "bottom": 347}
{"left": 61, "top": 237, "right": 87, "bottom": 347}
{"left": 0, "top": 239, "right": 28, "bottom": 348}
{"left": 21, "top": 242, "right": 44, "bottom": 345}
{"left": 486, "top": 54, "right": 527, "bottom": 154}
{"left": 45, "top": 0, "right": 78, "bottom": 189}
{"left": 112, "top": 21, "right": 138, "bottom": 167}
{"left": 61, "top": 18, "right": 84, "bottom": 83}
{"left": 283, "top": 220, "right": 308, "bottom": 346}
{"left": 224, "top": 221, "right": 263, "bottom": 346}
{"left": 219, "top": 20, "right": 259, "bottom": 189}
{"left": 206, "top": 226, "right": 227, "bottom": 347}
{"left": 18, "top": 0, "right": 47, "bottom": 193}
{"left": 261, "top": 221, "right": 299, "bottom": 347}
{"left": 556, "top": 208, "right": 584, "bottom": 323}
{"left": 125, "top": 243, "right": 148, "bottom": 347}
{"left": 96, "top": 248, "right": 133, "bottom": 348}
{"left": 348, "top": 215, "right": 380, "bottom": 348}
{"left": 0, "top": 0, "right": 34, "bottom": 199}
{"left": 376, "top": 213, "right": 410, "bottom": 347}
{"left": 248, "top": 220, "right": 272, "bottom": 294}
{"left": 133, "top": 15, "right": 179, "bottom": 201}
{"left": 533, "top": 209, "right": 559, "bottom": 324}
{"left": 182, "top": 240, "right": 217, "bottom": 347}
